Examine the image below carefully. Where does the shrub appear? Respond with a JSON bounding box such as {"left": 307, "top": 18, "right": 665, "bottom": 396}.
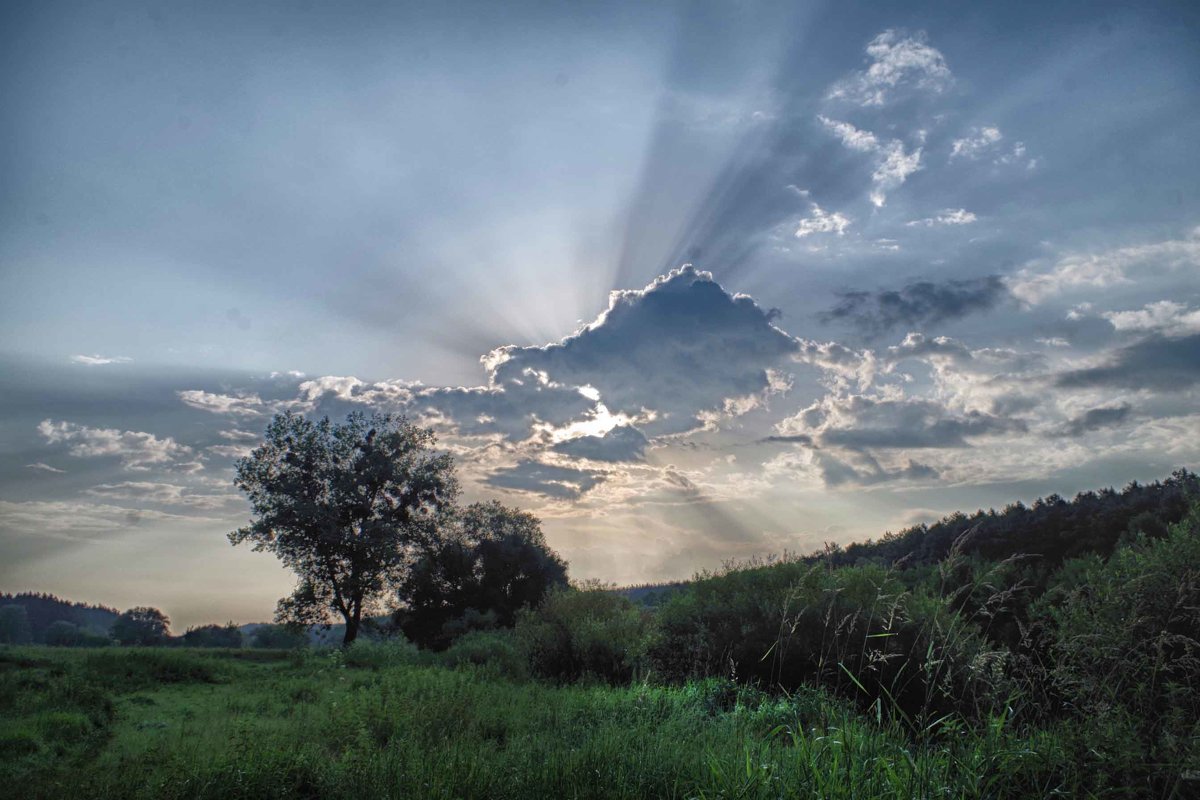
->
{"left": 439, "top": 630, "right": 528, "bottom": 680}
{"left": 1037, "top": 500, "right": 1200, "bottom": 780}
{"left": 515, "top": 586, "right": 652, "bottom": 684}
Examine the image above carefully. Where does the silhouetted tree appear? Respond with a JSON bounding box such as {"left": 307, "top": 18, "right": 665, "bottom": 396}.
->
{"left": 397, "top": 501, "right": 569, "bottom": 649}
{"left": 232, "top": 411, "right": 458, "bottom": 646}
{"left": 183, "top": 623, "right": 243, "bottom": 648}
{"left": 112, "top": 607, "right": 170, "bottom": 646}
{"left": 0, "top": 604, "right": 32, "bottom": 644}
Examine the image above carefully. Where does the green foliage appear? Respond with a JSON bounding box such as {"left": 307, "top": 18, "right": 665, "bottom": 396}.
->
{"left": 0, "top": 646, "right": 1110, "bottom": 800}
{"left": 515, "top": 585, "right": 653, "bottom": 684}
{"left": 182, "top": 623, "right": 243, "bottom": 649}
{"left": 439, "top": 630, "right": 528, "bottom": 681}
{"left": 232, "top": 411, "right": 459, "bottom": 646}
{"left": 1035, "top": 503, "right": 1200, "bottom": 784}
{"left": 249, "top": 624, "right": 308, "bottom": 650}
{"left": 110, "top": 608, "right": 170, "bottom": 647}
{"left": 397, "top": 500, "right": 569, "bottom": 650}
{"left": 0, "top": 606, "right": 32, "bottom": 645}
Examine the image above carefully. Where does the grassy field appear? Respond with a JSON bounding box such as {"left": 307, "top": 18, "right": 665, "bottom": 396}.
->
{"left": 0, "top": 644, "right": 1106, "bottom": 800}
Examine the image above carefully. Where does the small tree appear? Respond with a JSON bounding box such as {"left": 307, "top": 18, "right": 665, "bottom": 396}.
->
{"left": 232, "top": 411, "right": 458, "bottom": 646}
{"left": 112, "top": 607, "right": 170, "bottom": 646}
{"left": 0, "top": 605, "right": 32, "bottom": 644}
{"left": 398, "top": 501, "right": 569, "bottom": 649}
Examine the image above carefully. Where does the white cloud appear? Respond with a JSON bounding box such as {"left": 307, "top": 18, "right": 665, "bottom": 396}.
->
{"left": 26, "top": 462, "right": 66, "bottom": 474}
{"left": 1008, "top": 229, "right": 1200, "bottom": 304}
{"left": 817, "top": 117, "right": 922, "bottom": 207}
{"left": 795, "top": 202, "right": 852, "bottom": 238}
{"left": 870, "top": 141, "right": 923, "bottom": 207}
{"left": 950, "top": 126, "right": 1003, "bottom": 160}
{"left": 0, "top": 499, "right": 219, "bottom": 542}
{"left": 37, "top": 419, "right": 193, "bottom": 471}
{"left": 827, "top": 30, "right": 952, "bottom": 107}
{"left": 70, "top": 354, "right": 132, "bottom": 366}
{"left": 1103, "top": 301, "right": 1200, "bottom": 336}
{"left": 206, "top": 444, "right": 256, "bottom": 459}
{"left": 84, "top": 481, "right": 243, "bottom": 509}
{"left": 177, "top": 389, "right": 265, "bottom": 416}
{"left": 817, "top": 116, "right": 879, "bottom": 152}
{"left": 906, "top": 208, "right": 977, "bottom": 227}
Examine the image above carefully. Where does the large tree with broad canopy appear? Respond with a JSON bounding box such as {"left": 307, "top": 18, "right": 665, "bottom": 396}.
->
{"left": 231, "top": 411, "right": 458, "bottom": 646}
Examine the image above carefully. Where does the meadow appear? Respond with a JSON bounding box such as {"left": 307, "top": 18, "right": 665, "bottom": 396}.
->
{"left": 2, "top": 645, "right": 1088, "bottom": 800}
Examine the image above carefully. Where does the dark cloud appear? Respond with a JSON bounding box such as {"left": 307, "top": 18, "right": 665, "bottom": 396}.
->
{"left": 488, "top": 266, "right": 799, "bottom": 435}
{"left": 813, "top": 396, "right": 1024, "bottom": 449}
{"left": 823, "top": 276, "right": 1010, "bottom": 338}
{"left": 484, "top": 460, "right": 606, "bottom": 500}
{"left": 759, "top": 433, "right": 815, "bottom": 445}
{"left": 1055, "top": 404, "right": 1132, "bottom": 437}
{"left": 551, "top": 425, "right": 648, "bottom": 463}
{"left": 1056, "top": 334, "right": 1200, "bottom": 391}
{"left": 816, "top": 451, "right": 939, "bottom": 487}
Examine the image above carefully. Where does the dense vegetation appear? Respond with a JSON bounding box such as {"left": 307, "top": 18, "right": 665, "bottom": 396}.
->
{"left": 2, "top": 466, "right": 1198, "bottom": 796}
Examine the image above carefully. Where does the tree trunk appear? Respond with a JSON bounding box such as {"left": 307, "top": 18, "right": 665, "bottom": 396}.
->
{"left": 342, "top": 614, "right": 359, "bottom": 647}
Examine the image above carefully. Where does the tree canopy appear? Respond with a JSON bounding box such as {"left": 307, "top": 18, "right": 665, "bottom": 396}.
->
{"left": 232, "top": 411, "right": 459, "bottom": 645}
{"left": 111, "top": 607, "right": 170, "bottom": 646}
{"left": 397, "top": 500, "right": 570, "bottom": 649}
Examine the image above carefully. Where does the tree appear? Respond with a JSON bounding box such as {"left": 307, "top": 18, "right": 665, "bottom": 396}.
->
{"left": 232, "top": 411, "right": 459, "bottom": 646}
{"left": 250, "top": 623, "right": 308, "bottom": 649}
{"left": 44, "top": 620, "right": 83, "bottom": 647}
{"left": 111, "top": 607, "right": 170, "bottom": 646}
{"left": 0, "top": 605, "right": 32, "bottom": 644}
{"left": 398, "top": 501, "right": 569, "bottom": 649}
{"left": 183, "top": 623, "right": 243, "bottom": 648}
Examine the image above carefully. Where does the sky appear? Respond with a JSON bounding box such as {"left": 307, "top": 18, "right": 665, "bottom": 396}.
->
{"left": 2, "top": 0, "right": 1199, "bottom": 629}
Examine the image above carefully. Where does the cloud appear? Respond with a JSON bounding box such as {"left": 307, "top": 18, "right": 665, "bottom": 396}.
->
{"left": 1007, "top": 229, "right": 1200, "bottom": 304}
{"left": 37, "top": 419, "right": 193, "bottom": 470}
{"left": 218, "top": 428, "right": 261, "bottom": 442}
{"left": 485, "top": 266, "right": 800, "bottom": 435}
{"left": 206, "top": 444, "right": 256, "bottom": 459}
{"left": 177, "top": 389, "right": 265, "bottom": 416}
{"left": 906, "top": 209, "right": 977, "bottom": 227}
{"left": 817, "top": 116, "right": 922, "bottom": 207}
{"left": 950, "top": 126, "right": 1003, "bottom": 160}
{"left": 822, "top": 276, "right": 1010, "bottom": 337}
{"left": 484, "top": 460, "right": 607, "bottom": 500}
{"left": 26, "top": 462, "right": 66, "bottom": 474}
{"left": 0, "top": 499, "right": 218, "bottom": 544}
{"left": 84, "top": 481, "right": 243, "bottom": 509}
{"left": 794, "top": 202, "right": 851, "bottom": 238}
{"left": 1055, "top": 404, "right": 1132, "bottom": 437}
{"left": 1056, "top": 333, "right": 1200, "bottom": 391}
{"left": 783, "top": 395, "right": 1025, "bottom": 450}
{"left": 827, "top": 30, "right": 952, "bottom": 107}
{"left": 551, "top": 425, "right": 648, "bottom": 463}
{"left": 1103, "top": 301, "right": 1200, "bottom": 336}
{"left": 70, "top": 354, "right": 132, "bottom": 366}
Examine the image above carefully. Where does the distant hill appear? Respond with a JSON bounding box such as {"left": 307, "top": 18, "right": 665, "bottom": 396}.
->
{"left": 0, "top": 592, "right": 120, "bottom": 643}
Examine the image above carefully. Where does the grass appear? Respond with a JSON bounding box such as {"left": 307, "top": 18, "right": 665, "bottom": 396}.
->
{"left": 0, "top": 645, "right": 1119, "bottom": 799}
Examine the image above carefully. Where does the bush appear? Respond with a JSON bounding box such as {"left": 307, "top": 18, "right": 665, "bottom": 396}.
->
{"left": 439, "top": 630, "right": 528, "bottom": 680}
{"left": 1037, "top": 501, "right": 1200, "bottom": 781}
{"left": 515, "top": 586, "right": 652, "bottom": 684}
{"left": 341, "top": 639, "right": 422, "bottom": 670}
